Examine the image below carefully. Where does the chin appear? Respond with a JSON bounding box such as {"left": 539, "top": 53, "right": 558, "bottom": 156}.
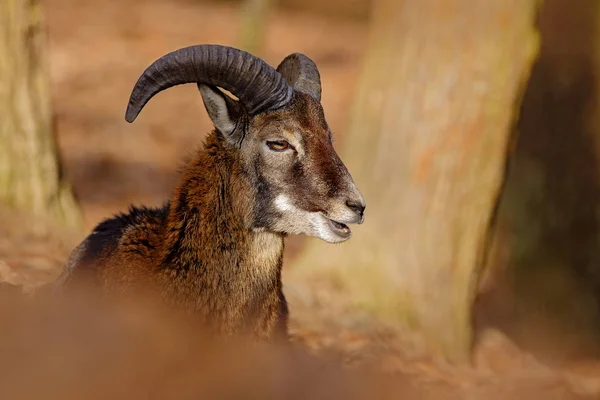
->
{"left": 312, "top": 214, "right": 354, "bottom": 244}
{"left": 311, "top": 222, "right": 353, "bottom": 244}
{"left": 271, "top": 211, "right": 356, "bottom": 244}
{"left": 317, "top": 233, "right": 352, "bottom": 244}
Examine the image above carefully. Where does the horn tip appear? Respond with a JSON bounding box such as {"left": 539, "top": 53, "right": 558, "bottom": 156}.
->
{"left": 125, "top": 106, "right": 139, "bottom": 123}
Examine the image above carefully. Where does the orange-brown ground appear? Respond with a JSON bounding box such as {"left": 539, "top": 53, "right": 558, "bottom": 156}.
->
{"left": 2, "top": 0, "right": 600, "bottom": 398}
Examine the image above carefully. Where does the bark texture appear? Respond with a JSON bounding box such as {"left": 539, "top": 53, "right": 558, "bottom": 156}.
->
{"left": 0, "top": 0, "right": 80, "bottom": 228}
{"left": 479, "top": 0, "right": 600, "bottom": 362}
{"left": 238, "top": 0, "right": 273, "bottom": 55}
{"left": 292, "top": 0, "right": 541, "bottom": 362}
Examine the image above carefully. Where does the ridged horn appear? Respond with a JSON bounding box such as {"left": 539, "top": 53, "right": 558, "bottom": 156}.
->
{"left": 125, "top": 44, "right": 294, "bottom": 123}
{"left": 276, "top": 53, "right": 321, "bottom": 101}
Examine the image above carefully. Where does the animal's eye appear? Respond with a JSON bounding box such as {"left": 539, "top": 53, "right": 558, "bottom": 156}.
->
{"left": 266, "top": 140, "right": 290, "bottom": 152}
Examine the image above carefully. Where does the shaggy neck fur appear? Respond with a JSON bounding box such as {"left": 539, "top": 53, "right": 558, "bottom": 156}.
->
{"left": 159, "top": 132, "right": 285, "bottom": 334}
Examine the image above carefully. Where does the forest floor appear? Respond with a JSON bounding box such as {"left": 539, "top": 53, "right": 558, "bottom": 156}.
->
{"left": 1, "top": 0, "right": 600, "bottom": 398}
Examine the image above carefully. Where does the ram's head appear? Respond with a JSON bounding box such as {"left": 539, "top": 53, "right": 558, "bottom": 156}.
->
{"left": 126, "top": 45, "right": 365, "bottom": 243}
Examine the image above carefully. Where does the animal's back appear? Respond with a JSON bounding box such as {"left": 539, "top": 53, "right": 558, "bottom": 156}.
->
{"left": 56, "top": 205, "right": 168, "bottom": 290}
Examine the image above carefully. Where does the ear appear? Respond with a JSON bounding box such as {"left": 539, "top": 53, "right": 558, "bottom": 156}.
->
{"left": 276, "top": 53, "right": 321, "bottom": 101}
{"left": 197, "top": 84, "right": 244, "bottom": 144}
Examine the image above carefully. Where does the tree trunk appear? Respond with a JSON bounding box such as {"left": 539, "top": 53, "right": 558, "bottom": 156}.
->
{"left": 0, "top": 0, "right": 80, "bottom": 228}
{"left": 478, "top": 0, "right": 600, "bottom": 362}
{"left": 238, "top": 0, "right": 273, "bottom": 55}
{"left": 291, "top": 0, "right": 541, "bottom": 362}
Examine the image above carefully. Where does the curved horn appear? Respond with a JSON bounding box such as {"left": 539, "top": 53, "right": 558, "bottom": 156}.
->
{"left": 125, "top": 44, "right": 294, "bottom": 122}
{"left": 276, "top": 53, "right": 321, "bottom": 101}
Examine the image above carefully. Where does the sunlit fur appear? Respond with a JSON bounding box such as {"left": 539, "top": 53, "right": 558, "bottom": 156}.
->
{"left": 240, "top": 92, "right": 364, "bottom": 242}
{"left": 57, "top": 89, "right": 364, "bottom": 341}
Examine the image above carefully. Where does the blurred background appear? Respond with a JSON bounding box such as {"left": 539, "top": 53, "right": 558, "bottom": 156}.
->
{"left": 2, "top": 0, "right": 600, "bottom": 398}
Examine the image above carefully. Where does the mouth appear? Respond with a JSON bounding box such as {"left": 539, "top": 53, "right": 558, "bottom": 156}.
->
{"left": 325, "top": 218, "right": 352, "bottom": 239}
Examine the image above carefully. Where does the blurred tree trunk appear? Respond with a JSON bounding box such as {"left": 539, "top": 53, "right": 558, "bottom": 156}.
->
{"left": 238, "top": 0, "right": 273, "bottom": 55}
{"left": 0, "top": 0, "right": 80, "bottom": 228}
{"left": 477, "top": 0, "right": 600, "bottom": 362}
{"left": 292, "top": 0, "right": 541, "bottom": 362}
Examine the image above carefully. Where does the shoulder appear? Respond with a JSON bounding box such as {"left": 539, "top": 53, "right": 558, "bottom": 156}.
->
{"left": 59, "top": 204, "right": 169, "bottom": 278}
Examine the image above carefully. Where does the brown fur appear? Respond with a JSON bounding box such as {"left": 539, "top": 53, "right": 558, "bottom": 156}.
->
{"left": 56, "top": 92, "right": 364, "bottom": 341}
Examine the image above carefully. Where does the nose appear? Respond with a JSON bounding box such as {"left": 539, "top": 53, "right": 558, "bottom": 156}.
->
{"left": 345, "top": 199, "right": 366, "bottom": 219}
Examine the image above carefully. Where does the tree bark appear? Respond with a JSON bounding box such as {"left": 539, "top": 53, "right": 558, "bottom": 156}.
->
{"left": 291, "top": 0, "right": 541, "bottom": 362}
{"left": 0, "top": 0, "right": 80, "bottom": 228}
{"left": 478, "top": 0, "right": 600, "bottom": 362}
{"left": 238, "top": 0, "right": 273, "bottom": 55}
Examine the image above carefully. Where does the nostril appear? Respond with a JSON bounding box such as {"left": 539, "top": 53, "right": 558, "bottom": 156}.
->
{"left": 346, "top": 200, "right": 365, "bottom": 217}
